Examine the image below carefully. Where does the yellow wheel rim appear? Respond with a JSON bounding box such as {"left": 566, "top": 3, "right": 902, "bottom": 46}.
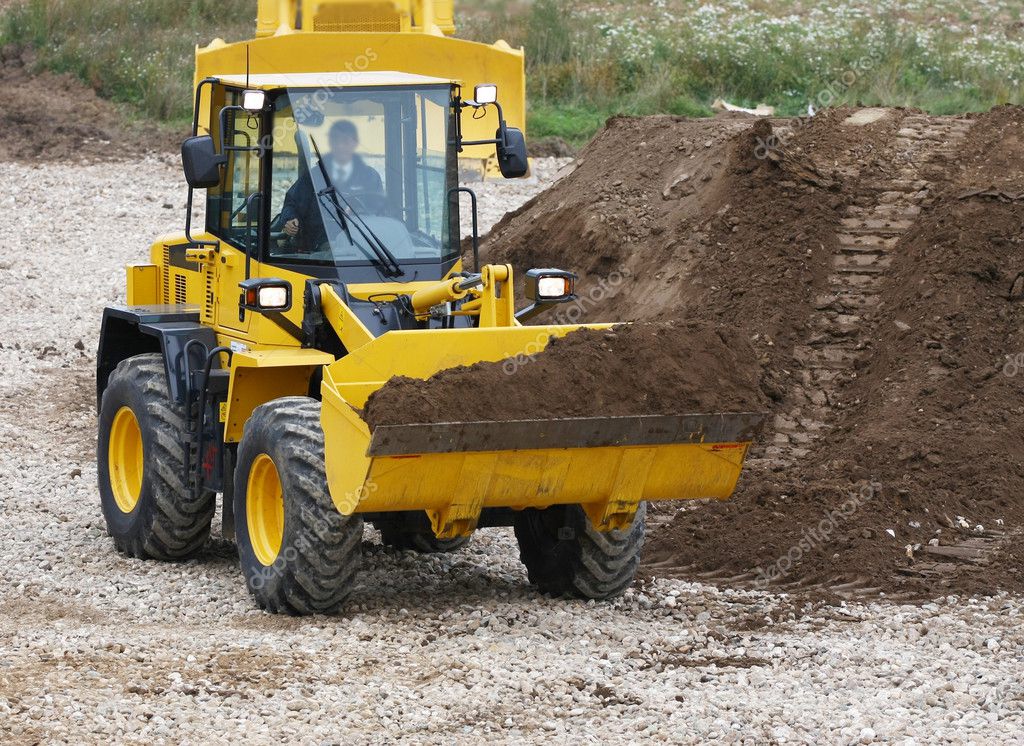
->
{"left": 108, "top": 406, "right": 144, "bottom": 513}
{"left": 247, "top": 454, "right": 285, "bottom": 566}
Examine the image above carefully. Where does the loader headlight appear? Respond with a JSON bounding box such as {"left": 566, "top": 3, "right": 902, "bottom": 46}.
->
{"left": 240, "top": 278, "right": 292, "bottom": 312}
{"left": 525, "top": 268, "right": 577, "bottom": 303}
{"left": 473, "top": 83, "right": 498, "bottom": 106}
{"left": 257, "top": 286, "right": 289, "bottom": 309}
{"left": 241, "top": 89, "right": 267, "bottom": 112}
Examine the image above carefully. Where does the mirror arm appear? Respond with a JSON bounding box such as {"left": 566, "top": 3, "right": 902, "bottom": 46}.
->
{"left": 183, "top": 187, "right": 217, "bottom": 250}
{"left": 181, "top": 78, "right": 223, "bottom": 250}
{"left": 192, "top": 78, "right": 218, "bottom": 137}
{"left": 458, "top": 137, "right": 502, "bottom": 147}
{"left": 453, "top": 98, "right": 508, "bottom": 151}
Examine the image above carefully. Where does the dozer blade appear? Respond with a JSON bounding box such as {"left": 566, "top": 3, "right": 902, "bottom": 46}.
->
{"left": 319, "top": 325, "right": 764, "bottom": 538}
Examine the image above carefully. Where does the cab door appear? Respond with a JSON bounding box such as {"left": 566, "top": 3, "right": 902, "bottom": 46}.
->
{"left": 208, "top": 95, "right": 263, "bottom": 335}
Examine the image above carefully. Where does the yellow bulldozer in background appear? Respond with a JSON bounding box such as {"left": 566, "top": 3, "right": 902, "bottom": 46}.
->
{"left": 94, "top": 4, "right": 763, "bottom": 615}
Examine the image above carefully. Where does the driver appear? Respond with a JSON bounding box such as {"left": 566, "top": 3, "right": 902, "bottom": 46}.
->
{"left": 279, "top": 119, "right": 383, "bottom": 250}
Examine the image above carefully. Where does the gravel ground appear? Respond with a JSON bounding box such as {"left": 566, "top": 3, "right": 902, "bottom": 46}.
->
{"left": 459, "top": 157, "right": 573, "bottom": 239}
{"left": 0, "top": 157, "right": 1022, "bottom": 743}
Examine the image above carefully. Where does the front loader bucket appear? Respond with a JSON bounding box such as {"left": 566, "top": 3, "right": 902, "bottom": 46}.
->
{"left": 320, "top": 326, "right": 765, "bottom": 538}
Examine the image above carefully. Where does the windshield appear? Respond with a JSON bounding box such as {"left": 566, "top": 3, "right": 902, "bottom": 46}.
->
{"left": 267, "top": 85, "right": 458, "bottom": 267}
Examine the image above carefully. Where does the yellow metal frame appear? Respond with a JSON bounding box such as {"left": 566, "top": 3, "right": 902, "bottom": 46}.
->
{"left": 256, "top": 1, "right": 457, "bottom": 37}
{"left": 126, "top": 264, "right": 160, "bottom": 306}
{"left": 224, "top": 348, "right": 336, "bottom": 443}
{"left": 319, "top": 284, "right": 375, "bottom": 352}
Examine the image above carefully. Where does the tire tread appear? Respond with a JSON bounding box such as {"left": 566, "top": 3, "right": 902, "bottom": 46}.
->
{"left": 100, "top": 354, "right": 214, "bottom": 561}
{"left": 236, "top": 397, "right": 362, "bottom": 615}
{"left": 514, "top": 503, "right": 645, "bottom": 600}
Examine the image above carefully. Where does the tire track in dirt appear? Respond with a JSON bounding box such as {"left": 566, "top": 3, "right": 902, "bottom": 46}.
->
{"left": 771, "top": 113, "right": 975, "bottom": 466}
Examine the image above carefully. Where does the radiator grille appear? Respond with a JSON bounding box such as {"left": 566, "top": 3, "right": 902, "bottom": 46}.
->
{"left": 313, "top": 8, "right": 401, "bottom": 32}
{"left": 161, "top": 246, "right": 171, "bottom": 304}
{"left": 174, "top": 274, "right": 188, "bottom": 305}
{"left": 204, "top": 268, "right": 215, "bottom": 323}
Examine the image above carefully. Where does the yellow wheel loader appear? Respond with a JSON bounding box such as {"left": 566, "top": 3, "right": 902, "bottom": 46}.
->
{"left": 96, "top": 72, "right": 763, "bottom": 615}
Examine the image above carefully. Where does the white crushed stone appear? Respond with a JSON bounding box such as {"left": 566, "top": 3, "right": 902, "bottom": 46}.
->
{"left": 0, "top": 157, "right": 1022, "bottom": 742}
{"left": 458, "top": 157, "right": 573, "bottom": 240}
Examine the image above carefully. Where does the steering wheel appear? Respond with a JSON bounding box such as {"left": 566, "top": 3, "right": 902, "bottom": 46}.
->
{"left": 268, "top": 211, "right": 292, "bottom": 249}
{"left": 409, "top": 228, "right": 442, "bottom": 249}
{"left": 344, "top": 191, "right": 390, "bottom": 215}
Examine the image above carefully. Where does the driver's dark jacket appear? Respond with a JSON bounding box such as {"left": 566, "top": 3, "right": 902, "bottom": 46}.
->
{"left": 278, "top": 154, "right": 383, "bottom": 249}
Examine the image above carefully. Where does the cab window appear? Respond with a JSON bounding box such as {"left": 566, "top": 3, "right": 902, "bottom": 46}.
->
{"left": 265, "top": 85, "right": 458, "bottom": 266}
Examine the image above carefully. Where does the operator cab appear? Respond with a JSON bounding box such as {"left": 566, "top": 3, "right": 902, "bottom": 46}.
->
{"left": 180, "top": 72, "right": 528, "bottom": 284}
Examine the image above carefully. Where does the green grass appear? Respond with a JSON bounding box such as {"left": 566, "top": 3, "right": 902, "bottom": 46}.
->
{"left": 462, "top": 0, "right": 1024, "bottom": 143}
{"left": 2, "top": 0, "right": 1022, "bottom": 144}
{"left": 529, "top": 104, "right": 609, "bottom": 144}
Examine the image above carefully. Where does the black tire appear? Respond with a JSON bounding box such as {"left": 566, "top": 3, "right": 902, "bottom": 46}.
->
{"left": 234, "top": 397, "right": 362, "bottom": 615}
{"left": 514, "top": 503, "right": 646, "bottom": 600}
{"left": 377, "top": 517, "right": 471, "bottom": 554}
{"left": 97, "top": 354, "right": 215, "bottom": 560}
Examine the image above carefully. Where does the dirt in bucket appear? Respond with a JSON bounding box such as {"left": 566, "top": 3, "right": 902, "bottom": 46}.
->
{"left": 362, "top": 321, "right": 767, "bottom": 430}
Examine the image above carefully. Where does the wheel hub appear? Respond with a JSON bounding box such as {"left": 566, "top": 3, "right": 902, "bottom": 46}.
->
{"left": 247, "top": 454, "right": 285, "bottom": 566}
{"left": 108, "top": 406, "right": 144, "bottom": 513}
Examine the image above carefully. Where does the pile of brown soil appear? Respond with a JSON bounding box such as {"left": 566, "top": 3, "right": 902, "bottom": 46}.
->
{"left": 646, "top": 110, "right": 1024, "bottom": 597}
{"left": 477, "top": 108, "right": 890, "bottom": 419}
{"left": 0, "top": 45, "right": 182, "bottom": 163}
{"left": 478, "top": 115, "right": 753, "bottom": 320}
{"left": 474, "top": 106, "right": 1024, "bottom": 598}
{"left": 363, "top": 322, "right": 766, "bottom": 429}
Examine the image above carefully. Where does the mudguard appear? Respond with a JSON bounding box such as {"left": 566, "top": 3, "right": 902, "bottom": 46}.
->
{"left": 96, "top": 305, "right": 219, "bottom": 410}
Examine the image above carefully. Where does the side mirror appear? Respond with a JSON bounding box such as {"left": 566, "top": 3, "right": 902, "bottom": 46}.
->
{"left": 181, "top": 135, "right": 227, "bottom": 189}
{"left": 496, "top": 126, "right": 528, "bottom": 179}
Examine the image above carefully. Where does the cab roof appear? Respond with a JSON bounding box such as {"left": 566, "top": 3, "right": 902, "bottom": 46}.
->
{"left": 215, "top": 71, "right": 455, "bottom": 90}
